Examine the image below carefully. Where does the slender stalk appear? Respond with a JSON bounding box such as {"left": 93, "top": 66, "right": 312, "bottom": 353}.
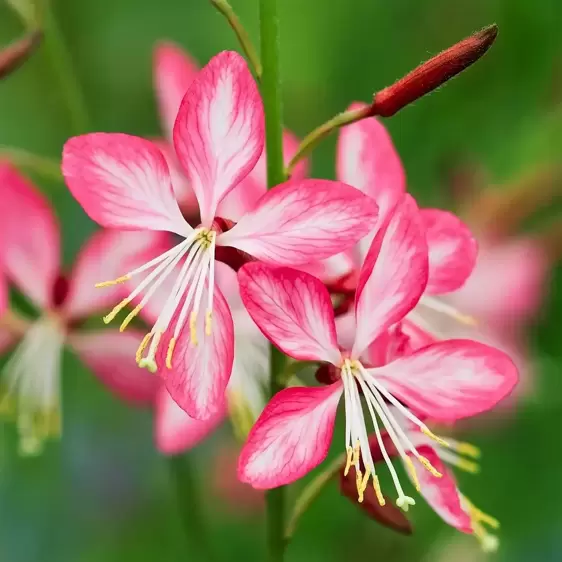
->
{"left": 285, "top": 454, "right": 345, "bottom": 541}
{"left": 285, "top": 104, "right": 373, "bottom": 176}
{"left": 0, "top": 146, "right": 62, "bottom": 181}
{"left": 40, "top": 0, "right": 89, "bottom": 134}
{"left": 260, "top": 0, "right": 287, "bottom": 558}
{"left": 210, "top": 0, "right": 262, "bottom": 79}
{"left": 168, "top": 455, "right": 216, "bottom": 561}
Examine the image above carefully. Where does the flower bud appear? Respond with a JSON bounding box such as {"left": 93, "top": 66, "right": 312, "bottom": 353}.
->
{"left": 0, "top": 30, "right": 42, "bottom": 81}
{"left": 315, "top": 363, "right": 340, "bottom": 385}
{"left": 371, "top": 25, "right": 498, "bottom": 118}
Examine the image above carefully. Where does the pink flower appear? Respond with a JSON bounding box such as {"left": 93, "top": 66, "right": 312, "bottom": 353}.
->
{"left": 312, "top": 104, "right": 479, "bottom": 340}
{"left": 366, "top": 412, "right": 500, "bottom": 552}
{"left": 62, "top": 51, "right": 378, "bottom": 420}
{"left": 0, "top": 163, "right": 160, "bottom": 455}
{"left": 237, "top": 195, "right": 517, "bottom": 511}
{"left": 152, "top": 42, "right": 308, "bottom": 220}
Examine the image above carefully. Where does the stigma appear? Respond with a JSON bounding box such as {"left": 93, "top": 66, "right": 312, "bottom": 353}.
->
{"left": 340, "top": 359, "right": 446, "bottom": 512}
{"left": 95, "top": 228, "right": 217, "bottom": 373}
{"left": 0, "top": 315, "right": 65, "bottom": 455}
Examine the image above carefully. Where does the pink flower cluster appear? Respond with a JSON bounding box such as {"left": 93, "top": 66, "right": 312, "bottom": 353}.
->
{"left": 0, "top": 45, "right": 526, "bottom": 549}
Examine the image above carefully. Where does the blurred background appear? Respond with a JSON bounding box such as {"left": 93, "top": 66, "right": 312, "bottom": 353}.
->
{"left": 0, "top": 0, "right": 561, "bottom": 560}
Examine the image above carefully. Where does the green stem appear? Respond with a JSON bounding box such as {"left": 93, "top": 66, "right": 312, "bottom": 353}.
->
{"left": 40, "top": 0, "right": 89, "bottom": 134}
{"left": 168, "top": 455, "right": 216, "bottom": 561}
{"left": 0, "top": 146, "right": 62, "bottom": 181}
{"left": 260, "top": 1, "right": 287, "bottom": 558}
{"left": 285, "top": 104, "right": 373, "bottom": 177}
{"left": 210, "top": 0, "right": 262, "bottom": 79}
{"left": 285, "top": 453, "right": 345, "bottom": 541}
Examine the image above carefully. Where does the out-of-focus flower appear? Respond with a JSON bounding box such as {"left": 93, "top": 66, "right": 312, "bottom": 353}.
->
{"left": 152, "top": 42, "right": 308, "bottom": 221}
{"left": 62, "top": 50, "right": 379, "bottom": 421}
{"left": 237, "top": 197, "right": 517, "bottom": 511}
{"left": 0, "top": 163, "right": 160, "bottom": 455}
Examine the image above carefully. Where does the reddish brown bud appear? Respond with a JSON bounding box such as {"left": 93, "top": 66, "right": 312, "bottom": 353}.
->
{"left": 0, "top": 30, "right": 42, "bottom": 80}
{"left": 339, "top": 467, "right": 412, "bottom": 535}
{"left": 371, "top": 25, "right": 498, "bottom": 118}
{"left": 51, "top": 273, "right": 70, "bottom": 308}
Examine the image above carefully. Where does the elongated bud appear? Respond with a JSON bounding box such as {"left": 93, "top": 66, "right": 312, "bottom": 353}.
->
{"left": 0, "top": 30, "right": 42, "bottom": 80}
{"left": 339, "top": 466, "right": 412, "bottom": 535}
{"left": 315, "top": 363, "right": 340, "bottom": 385}
{"left": 371, "top": 25, "right": 498, "bottom": 117}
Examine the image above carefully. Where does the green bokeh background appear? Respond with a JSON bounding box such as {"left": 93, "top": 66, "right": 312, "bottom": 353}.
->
{"left": 0, "top": 0, "right": 561, "bottom": 560}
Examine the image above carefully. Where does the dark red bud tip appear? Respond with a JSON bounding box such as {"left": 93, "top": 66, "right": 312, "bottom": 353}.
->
{"left": 0, "top": 30, "right": 42, "bottom": 80}
{"left": 371, "top": 24, "right": 498, "bottom": 118}
{"left": 339, "top": 467, "right": 413, "bottom": 535}
{"left": 315, "top": 363, "right": 340, "bottom": 385}
{"left": 51, "top": 274, "right": 70, "bottom": 308}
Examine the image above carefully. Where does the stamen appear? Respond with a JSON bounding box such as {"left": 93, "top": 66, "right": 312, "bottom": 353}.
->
{"left": 205, "top": 311, "right": 212, "bottom": 336}
{"left": 358, "top": 465, "right": 371, "bottom": 502}
{"left": 404, "top": 457, "right": 421, "bottom": 491}
{"left": 120, "top": 304, "right": 141, "bottom": 332}
{"left": 421, "top": 426, "right": 450, "bottom": 448}
{"left": 166, "top": 337, "right": 176, "bottom": 369}
{"left": 190, "top": 311, "right": 198, "bottom": 345}
{"left": 103, "top": 300, "right": 130, "bottom": 324}
{"left": 344, "top": 446, "right": 353, "bottom": 476}
{"left": 418, "top": 455, "right": 443, "bottom": 478}
{"left": 95, "top": 274, "right": 130, "bottom": 288}
{"left": 372, "top": 475, "right": 385, "bottom": 506}
{"left": 136, "top": 333, "right": 152, "bottom": 363}
{"left": 138, "top": 330, "right": 162, "bottom": 372}
{"left": 420, "top": 295, "right": 477, "bottom": 325}
{"left": 448, "top": 438, "right": 481, "bottom": 458}
{"left": 462, "top": 495, "right": 500, "bottom": 553}
{"left": 355, "top": 466, "right": 364, "bottom": 502}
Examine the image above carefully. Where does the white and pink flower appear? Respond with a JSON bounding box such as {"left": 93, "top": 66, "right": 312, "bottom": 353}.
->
{"left": 62, "top": 51, "right": 379, "bottom": 421}
{"left": 236, "top": 195, "right": 518, "bottom": 511}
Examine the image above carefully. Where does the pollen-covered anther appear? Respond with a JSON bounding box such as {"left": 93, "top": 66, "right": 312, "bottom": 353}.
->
{"left": 344, "top": 445, "right": 353, "bottom": 476}
{"left": 405, "top": 457, "right": 421, "bottom": 491}
{"left": 120, "top": 304, "right": 141, "bottom": 332}
{"left": 95, "top": 274, "right": 131, "bottom": 288}
{"left": 463, "top": 496, "right": 500, "bottom": 553}
{"left": 138, "top": 331, "right": 162, "bottom": 373}
{"left": 136, "top": 333, "right": 152, "bottom": 363}
{"left": 166, "top": 337, "right": 176, "bottom": 369}
{"left": 103, "top": 298, "right": 131, "bottom": 324}
{"left": 421, "top": 426, "right": 450, "bottom": 448}
{"left": 190, "top": 311, "right": 198, "bottom": 345}
{"left": 205, "top": 310, "right": 212, "bottom": 336}
{"left": 451, "top": 440, "right": 481, "bottom": 458}
{"left": 372, "top": 475, "right": 385, "bottom": 506}
{"left": 418, "top": 455, "right": 443, "bottom": 478}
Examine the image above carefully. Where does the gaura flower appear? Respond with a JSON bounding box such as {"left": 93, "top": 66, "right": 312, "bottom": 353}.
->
{"left": 62, "top": 51, "right": 378, "bottom": 420}
{"left": 152, "top": 42, "right": 308, "bottom": 220}
{"left": 314, "top": 103, "right": 479, "bottom": 337}
{"left": 237, "top": 195, "right": 518, "bottom": 511}
{"left": 0, "top": 163, "right": 160, "bottom": 454}
{"left": 363, "top": 412, "right": 500, "bottom": 552}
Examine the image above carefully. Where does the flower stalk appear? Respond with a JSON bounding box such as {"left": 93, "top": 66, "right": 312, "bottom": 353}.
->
{"left": 0, "top": 29, "right": 42, "bottom": 80}
{"left": 210, "top": 0, "right": 262, "bottom": 79}
{"left": 0, "top": 145, "right": 62, "bottom": 181}
{"left": 259, "top": 0, "right": 288, "bottom": 558}
{"left": 286, "top": 24, "right": 498, "bottom": 176}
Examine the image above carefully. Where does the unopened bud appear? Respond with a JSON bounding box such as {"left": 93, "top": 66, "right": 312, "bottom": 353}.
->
{"left": 371, "top": 25, "right": 498, "bottom": 118}
{"left": 339, "top": 466, "right": 412, "bottom": 535}
{"left": 315, "top": 363, "right": 340, "bottom": 385}
{"left": 0, "top": 30, "right": 42, "bottom": 81}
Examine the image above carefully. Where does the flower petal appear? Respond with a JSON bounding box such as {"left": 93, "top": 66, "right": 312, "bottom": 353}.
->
{"left": 238, "top": 384, "right": 343, "bottom": 488}
{"left": 153, "top": 42, "right": 199, "bottom": 140}
{"left": 0, "top": 163, "right": 60, "bottom": 308}
{"left": 154, "top": 387, "right": 225, "bottom": 455}
{"left": 70, "top": 329, "right": 160, "bottom": 404}
{"left": 421, "top": 209, "right": 478, "bottom": 294}
{"left": 337, "top": 102, "right": 405, "bottom": 225}
{"left": 238, "top": 263, "right": 341, "bottom": 364}
{"left": 217, "top": 129, "right": 309, "bottom": 220}
{"left": 353, "top": 194, "right": 428, "bottom": 357}
{"left": 159, "top": 284, "right": 234, "bottom": 420}
{"left": 410, "top": 445, "right": 472, "bottom": 532}
{"left": 173, "top": 51, "right": 264, "bottom": 226}
{"left": 62, "top": 133, "right": 190, "bottom": 236}
{"left": 371, "top": 339, "right": 519, "bottom": 422}
{"left": 64, "top": 230, "right": 170, "bottom": 320}
{"left": 219, "top": 179, "right": 379, "bottom": 265}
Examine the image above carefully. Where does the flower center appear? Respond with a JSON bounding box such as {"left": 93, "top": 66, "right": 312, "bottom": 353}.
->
{"left": 96, "top": 228, "right": 217, "bottom": 373}
{"left": 0, "top": 315, "right": 65, "bottom": 456}
{"left": 340, "top": 358, "right": 446, "bottom": 512}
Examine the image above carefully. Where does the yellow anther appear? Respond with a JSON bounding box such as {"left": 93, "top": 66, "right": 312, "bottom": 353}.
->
{"left": 421, "top": 426, "right": 450, "bottom": 447}
{"left": 95, "top": 274, "right": 131, "bottom": 288}
{"left": 453, "top": 441, "right": 481, "bottom": 458}
{"left": 359, "top": 466, "right": 371, "bottom": 500}
{"left": 458, "top": 313, "right": 478, "bottom": 326}
{"left": 418, "top": 455, "right": 443, "bottom": 478}
{"left": 473, "top": 524, "right": 500, "bottom": 553}
{"left": 166, "top": 338, "right": 176, "bottom": 369}
{"left": 190, "top": 311, "right": 198, "bottom": 346}
{"left": 454, "top": 457, "right": 480, "bottom": 474}
{"left": 136, "top": 333, "right": 152, "bottom": 364}
{"left": 205, "top": 310, "right": 212, "bottom": 336}
{"left": 355, "top": 467, "right": 364, "bottom": 502}
{"left": 138, "top": 331, "right": 162, "bottom": 373}
{"left": 372, "top": 475, "right": 385, "bottom": 506}
{"left": 344, "top": 446, "right": 353, "bottom": 477}
{"left": 352, "top": 441, "right": 361, "bottom": 466}
{"left": 120, "top": 305, "right": 141, "bottom": 332}
{"left": 405, "top": 457, "right": 421, "bottom": 492}
{"left": 103, "top": 299, "right": 130, "bottom": 324}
